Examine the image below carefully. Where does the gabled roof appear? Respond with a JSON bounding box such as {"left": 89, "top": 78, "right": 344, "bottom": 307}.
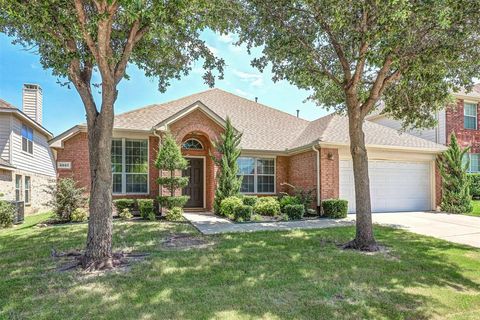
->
{"left": 114, "top": 88, "right": 310, "bottom": 151}
{"left": 153, "top": 100, "right": 231, "bottom": 131}
{"left": 0, "top": 98, "right": 53, "bottom": 139}
{"left": 455, "top": 83, "right": 480, "bottom": 100}
{"left": 52, "top": 88, "right": 446, "bottom": 153}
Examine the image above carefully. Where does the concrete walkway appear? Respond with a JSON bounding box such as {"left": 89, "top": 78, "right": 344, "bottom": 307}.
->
{"left": 346, "top": 211, "right": 480, "bottom": 248}
{"left": 184, "top": 211, "right": 480, "bottom": 248}
{"left": 183, "top": 212, "right": 353, "bottom": 235}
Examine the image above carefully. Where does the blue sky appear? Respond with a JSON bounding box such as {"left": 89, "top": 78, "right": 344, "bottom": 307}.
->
{"left": 0, "top": 30, "right": 327, "bottom": 136}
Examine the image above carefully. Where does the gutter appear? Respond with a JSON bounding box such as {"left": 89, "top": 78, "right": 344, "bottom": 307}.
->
{"left": 312, "top": 145, "right": 321, "bottom": 214}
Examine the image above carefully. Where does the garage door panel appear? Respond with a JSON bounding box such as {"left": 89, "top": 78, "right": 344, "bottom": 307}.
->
{"left": 339, "top": 160, "right": 432, "bottom": 213}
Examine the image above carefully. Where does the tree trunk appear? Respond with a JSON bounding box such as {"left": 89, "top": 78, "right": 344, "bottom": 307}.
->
{"left": 82, "top": 93, "right": 116, "bottom": 269}
{"left": 345, "top": 105, "right": 378, "bottom": 251}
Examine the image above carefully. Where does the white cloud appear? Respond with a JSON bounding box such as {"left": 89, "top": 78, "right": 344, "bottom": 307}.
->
{"left": 233, "top": 69, "right": 264, "bottom": 87}
{"left": 219, "top": 33, "right": 234, "bottom": 43}
{"left": 234, "top": 88, "right": 249, "bottom": 96}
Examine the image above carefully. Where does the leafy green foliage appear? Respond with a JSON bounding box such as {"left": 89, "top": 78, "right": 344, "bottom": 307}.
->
{"left": 138, "top": 199, "right": 156, "bottom": 220}
{"left": 0, "top": 201, "right": 15, "bottom": 228}
{"left": 155, "top": 133, "right": 189, "bottom": 210}
{"left": 437, "top": 134, "right": 473, "bottom": 214}
{"left": 322, "top": 199, "right": 348, "bottom": 219}
{"left": 71, "top": 208, "right": 88, "bottom": 222}
{"left": 468, "top": 174, "right": 480, "bottom": 199}
{"left": 119, "top": 208, "right": 133, "bottom": 220}
{"left": 253, "top": 197, "right": 280, "bottom": 216}
{"left": 220, "top": 196, "right": 243, "bottom": 219}
{"left": 284, "top": 204, "right": 305, "bottom": 220}
{"left": 242, "top": 195, "right": 258, "bottom": 207}
{"left": 233, "top": 204, "right": 253, "bottom": 222}
{"left": 113, "top": 199, "right": 136, "bottom": 213}
{"left": 158, "top": 196, "right": 189, "bottom": 209}
{"left": 280, "top": 183, "right": 315, "bottom": 213}
{"left": 48, "top": 178, "right": 87, "bottom": 222}
{"left": 279, "top": 195, "right": 302, "bottom": 212}
{"left": 165, "top": 207, "right": 184, "bottom": 222}
{"left": 211, "top": 118, "right": 243, "bottom": 214}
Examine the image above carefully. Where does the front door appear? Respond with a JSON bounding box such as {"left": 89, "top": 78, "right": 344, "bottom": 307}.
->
{"left": 182, "top": 158, "right": 204, "bottom": 208}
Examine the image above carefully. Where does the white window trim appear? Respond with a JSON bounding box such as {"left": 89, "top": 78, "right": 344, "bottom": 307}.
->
{"left": 21, "top": 124, "right": 34, "bottom": 155}
{"left": 464, "top": 102, "right": 477, "bottom": 130}
{"left": 182, "top": 138, "right": 204, "bottom": 150}
{"left": 466, "top": 153, "right": 480, "bottom": 173}
{"left": 112, "top": 138, "right": 150, "bottom": 195}
{"left": 15, "top": 174, "right": 22, "bottom": 202}
{"left": 24, "top": 176, "right": 31, "bottom": 205}
{"left": 238, "top": 157, "right": 276, "bottom": 195}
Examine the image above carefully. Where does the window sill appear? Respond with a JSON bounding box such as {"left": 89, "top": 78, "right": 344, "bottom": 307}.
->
{"left": 112, "top": 193, "right": 150, "bottom": 196}
{"left": 21, "top": 151, "right": 34, "bottom": 157}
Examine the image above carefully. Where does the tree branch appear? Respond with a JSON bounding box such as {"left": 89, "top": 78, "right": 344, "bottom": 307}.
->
{"left": 114, "top": 21, "right": 149, "bottom": 84}
{"left": 73, "top": 0, "right": 99, "bottom": 61}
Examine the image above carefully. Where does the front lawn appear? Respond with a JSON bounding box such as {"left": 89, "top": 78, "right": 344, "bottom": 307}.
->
{"left": 1, "top": 213, "right": 480, "bottom": 319}
{"left": 469, "top": 200, "right": 480, "bottom": 217}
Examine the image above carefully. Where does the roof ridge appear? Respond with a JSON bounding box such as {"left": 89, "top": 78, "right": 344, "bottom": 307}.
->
{"left": 115, "top": 87, "right": 219, "bottom": 117}
{"left": 212, "top": 88, "right": 310, "bottom": 123}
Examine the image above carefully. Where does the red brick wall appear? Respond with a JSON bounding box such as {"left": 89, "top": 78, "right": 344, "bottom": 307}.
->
{"left": 287, "top": 150, "right": 318, "bottom": 207}
{"left": 320, "top": 148, "right": 339, "bottom": 200}
{"left": 56, "top": 133, "right": 159, "bottom": 199}
{"left": 56, "top": 132, "right": 90, "bottom": 190}
{"left": 446, "top": 99, "right": 480, "bottom": 152}
{"left": 276, "top": 156, "right": 289, "bottom": 194}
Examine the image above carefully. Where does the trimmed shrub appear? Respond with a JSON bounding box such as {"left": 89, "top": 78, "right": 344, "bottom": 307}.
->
{"left": 71, "top": 208, "right": 88, "bottom": 222}
{"left": 279, "top": 195, "right": 302, "bottom": 212}
{"left": 242, "top": 195, "right": 258, "bottom": 207}
{"left": 158, "top": 195, "right": 189, "bottom": 209}
{"left": 119, "top": 208, "right": 133, "bottom": 220}
{"left": 254, "top": 197, "right": 280, "bottom": 216}
{"left": 220, "top": 196, "right": 243, "bottom": 218}
{"left": 113, "top": 199, "right": 136, "bottom": 213}
{"left": 322, "top": 199, "right": 348, "bottom": 219}
{"left": 138, "top": 199, "right": 155, "bottom": 220}
{"left": 251, "top": 214, "right": 262, "bottom": 222}
{"left": 469, "top": 173, "right": 480, "bottom": 199}
{"left": 49, "top": 178, "right": 87, "bottom": 221}
{"left": 284, "top": 204, "right": 305, "bottom": 220}
{"left": 165, "top": 207, "right": 184, "bottom": 221}
{"left": 0, "top": 201, "right": 15, "bottom": 228}
{"left": 234, "top": 204, "right": 253, "bottom": 222}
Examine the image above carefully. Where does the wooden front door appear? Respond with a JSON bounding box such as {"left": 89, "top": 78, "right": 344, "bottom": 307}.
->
{"left": 182, "top": 158, "right": 204, "bottom": 208}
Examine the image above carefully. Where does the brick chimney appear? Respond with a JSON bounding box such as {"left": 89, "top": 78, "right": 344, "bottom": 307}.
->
{"left": 22, "top": 84, "right": 43, "bottom": 124}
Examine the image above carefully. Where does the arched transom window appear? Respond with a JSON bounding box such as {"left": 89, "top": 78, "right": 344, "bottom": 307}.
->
{"left": 182, "top": 138, "right": 203, "bottom": 150}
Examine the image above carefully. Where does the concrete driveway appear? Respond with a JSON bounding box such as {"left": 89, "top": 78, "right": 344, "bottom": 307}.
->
{"left": 347, "top": 212, "right": 480, "bottom": 248}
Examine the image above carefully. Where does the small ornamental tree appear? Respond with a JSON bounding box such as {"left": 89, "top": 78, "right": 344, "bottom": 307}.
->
{"left": 156, "top": 133, "right": 189, "bottom": 212}
{"left": 437, "top": 134, "right": 473, "bottom": 214}
{"left": 211, "top": 118, "right": 243, "bottom": 214}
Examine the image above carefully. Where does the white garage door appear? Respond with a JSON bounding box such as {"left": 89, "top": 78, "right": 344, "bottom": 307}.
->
{"left": 339, "top": 160, "right": 432, "bottom": 213}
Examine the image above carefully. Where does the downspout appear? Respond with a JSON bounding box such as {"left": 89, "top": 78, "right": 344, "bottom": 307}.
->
{"left": 312, "top": 145, "right": 321, "bottom": 215}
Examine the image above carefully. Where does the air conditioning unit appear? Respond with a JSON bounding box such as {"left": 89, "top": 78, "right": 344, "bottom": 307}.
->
{"left": 10, "top": 201, "right": 25, "bottom": 224}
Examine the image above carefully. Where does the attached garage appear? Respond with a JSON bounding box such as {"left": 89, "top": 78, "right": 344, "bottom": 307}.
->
{"left": 339, "top": 159, "right": 433, "bottom": 213}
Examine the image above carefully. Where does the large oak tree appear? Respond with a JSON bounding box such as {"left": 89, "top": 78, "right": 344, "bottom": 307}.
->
{"left": 232, "top": 0, "right": 480, "bottom": 250}
{"left": 0, "top": 0, "right": 226, "bottom": 269}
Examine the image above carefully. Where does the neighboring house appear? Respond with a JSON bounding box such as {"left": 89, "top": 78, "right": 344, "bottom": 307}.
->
{"left": 50, "top": 88, "right": 445, "bottom": 214}
{"left": 368, "top": 84, "right": 480, "bottom": 172}
{"left": 0, "top": 84, "right": 56, "bottom": 213}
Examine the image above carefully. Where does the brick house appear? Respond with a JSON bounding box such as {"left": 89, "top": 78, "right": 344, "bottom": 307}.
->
{"left": 368, "top": 84, "right": 480, "bottom": 172}
{"left": 50, "top": 88, "right": 445, "bottom": 213}
{"left": 0, "top": 84, "right": 56, "bottom": 214}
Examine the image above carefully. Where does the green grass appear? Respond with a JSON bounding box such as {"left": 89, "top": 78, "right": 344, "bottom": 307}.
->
{"left": 1, "top": 213, "right": 480, "bottom": 319}
{"left": 469, "top": 200, "right": 480, "bottom": 217}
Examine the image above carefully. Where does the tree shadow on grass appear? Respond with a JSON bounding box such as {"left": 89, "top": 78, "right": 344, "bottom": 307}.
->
{"left": 1, "top": 222, "right": 480, "bottom": 319}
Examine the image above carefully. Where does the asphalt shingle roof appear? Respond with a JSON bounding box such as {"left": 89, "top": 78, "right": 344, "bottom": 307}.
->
{"left": 0, "top": 157, "right": 15, "bottom": 169}
{"left": 106, "top": 88, "right": 446, "bottom": 152}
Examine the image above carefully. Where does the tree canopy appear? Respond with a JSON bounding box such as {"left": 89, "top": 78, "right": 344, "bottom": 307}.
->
{"left": 233, "top": 0, "right": 480, "bottom": 128}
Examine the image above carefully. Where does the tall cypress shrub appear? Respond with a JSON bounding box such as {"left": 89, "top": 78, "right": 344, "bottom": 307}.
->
{"left": 437, "top": 134, "right": 473, "bottom": 214}
{"left": 212, "top": 118, "right": 243, "bottom": 214}
{"left": 156, "top": 133, "right": 189, "bottom": 211}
